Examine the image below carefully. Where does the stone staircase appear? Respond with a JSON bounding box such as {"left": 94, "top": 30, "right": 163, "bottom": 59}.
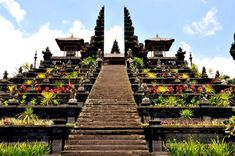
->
{"left": 62, "top": 65, "right": 149, "bottom": 156}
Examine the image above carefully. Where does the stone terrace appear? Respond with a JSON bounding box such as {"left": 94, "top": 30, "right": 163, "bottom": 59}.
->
{"left": 62, "top": 65, "right": 149, "bottom": 156}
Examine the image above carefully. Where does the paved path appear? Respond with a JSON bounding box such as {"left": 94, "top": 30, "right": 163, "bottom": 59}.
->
{"left": 62, "top": 65, "right": 149, "bottom": 156}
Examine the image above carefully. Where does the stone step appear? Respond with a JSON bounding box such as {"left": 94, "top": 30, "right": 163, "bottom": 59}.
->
{"left": 83, "top": 108, "right": 137, "bottom": 111}
{"left": 77, "top": 118, "right": 140, "bottom": 122}
{"left": 66, "top": 139, "right": 147, "bottom": 145}
{"left": 79, "top": 113, "right": 140, "bottom": 116}
{"left": 78, "top": 125, "right": 142, "bottom": 129}
{"left": 68, "top": 134, "right": 145, "bottom": 140}
{"left": 77, "top": 120, "right": 140, "bottom": 124}
{"left": 79, "top": 115, "right": 140, "bottom": 119}
{"left": 70, "top": 129, "right": 144, "bottom": 135}
{"left": 62, "top": 150, "right": 149, "bottom": 156}
{"left": 81, "top": 110, "right": 138, "bottom": 113}
{"left": 152, "top": 152, "right": 170, "bottom": 156}
{"left": 64, "top": 145, "right": 148, "bottom": 150}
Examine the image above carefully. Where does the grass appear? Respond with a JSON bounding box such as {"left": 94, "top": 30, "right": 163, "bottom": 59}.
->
{"left": 0, "top": 142, "right": 50, "bottom": 156}
{"left": 166, "top": 138, "right": 234, "bottom": 156}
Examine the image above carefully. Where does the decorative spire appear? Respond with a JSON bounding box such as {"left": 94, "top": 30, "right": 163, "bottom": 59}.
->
{"left": 34, "top": 51, "right": 37, "bottom": 69}
{"left": 215, "top": 70, "right": 220, "bottom": 79}
{"left": 175, "top": 47, "right": 186, "bottom": 65}
{"left": 201, "top": 66, "right": 208, "bottom": 78}
{"left": 110, "top": 39, "right": 120, "bottom": 54}
{"left": 189, "top": 52, "right": 193, "bottom": 66}
{"left": 3, "top": 70, "right": 8, "bottom": 80}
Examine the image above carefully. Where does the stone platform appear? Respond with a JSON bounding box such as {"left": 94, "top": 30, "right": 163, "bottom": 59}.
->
{"left": 62, "top": 65, "right": 149, "bottom": 156}
{"left": 104, "top": 54, "right": 125, "bottom": 65}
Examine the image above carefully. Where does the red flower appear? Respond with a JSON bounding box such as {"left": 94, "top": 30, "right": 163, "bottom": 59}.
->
{"left": 152, "top": 86, "right": 157, "bottom": 94}
{"left": 191, "top": 84, "right": 195, "bottom": 91}
{"left": 183, "top": 84, "right": 188, "bottom": 91}
{"left": 197, "top": 86, "right": 203, "bottom": 93}
{"left": 176, "top": 85, "right": 183, "bottom": 93}
{"left": 53, "top": 88, "right": 58, "bottom": 93}
{"left": 26, "top": 87, "right": 31, "bottom": 92}
{"left": 20, "top": 84, "right": 26, "bottom": 92}
{"left": 168, "top": 86, "right": 174, "bottom": 94}
{"left": 36, "top": 86, "right": 42, "bottom": 92}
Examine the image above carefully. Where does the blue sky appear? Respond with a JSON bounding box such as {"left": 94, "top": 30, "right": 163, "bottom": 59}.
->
{"left": 0, "top": 0, "right": 235, "bottom": 76}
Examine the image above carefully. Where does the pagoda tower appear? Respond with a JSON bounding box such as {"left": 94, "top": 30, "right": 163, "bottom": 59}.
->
{"left": 124, "top": 7, "right": 140, "bottom": 58}
{"left": 90, "top": 6, "right": 104, "bottom": 57}
{"left": 110, "top": 40, "right": 121, "bottom": 54}
{"left": 230, "top": 33, "right": 235, "bottom": 60}
{"left": 145, "top": 35, "right": 175, "bottom": 57}
{"left": 55, "top": 34, "right": 84, "bottom": 57}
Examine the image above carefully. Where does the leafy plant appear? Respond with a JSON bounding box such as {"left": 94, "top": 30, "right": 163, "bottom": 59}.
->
{"left": 81, "top": 56, "right": 96, "bottom": 66}
{"left": 63, "top": 71, "right": 79, "bottom": 79}
{"left": 36, "top": 73, "right": 46, "bottom": 79}
{"left": 190, "top": 63, "right": 202, "bottom": 78}
{"left": 24, "top": 80, "right": 32, "bottom": 85}
{"left": 157, "top": 86, "right": 169, "bottom": 94}
{"left": 190, "top": 97, "right": 200, "bottom": 106}
{"left": 206, "top": 138, "right": 234, "bottom": 156}
{"left": 133, "top": 57, "right": 144, "bottom": 67}
{"left": 219, "top": 91, "right": 231, "bottom": 106}
{"left": 171, "top": 69, "right": 178, "bottom": 73}
{"left": 46, "top": 68, "right": 54, "bottom": 74}
{"left": 153, "top": 96, "right": 166, "bottom": 106}
{"left": 181, "top": 73, "right": 189, "bottom": 79}
{"left": 0, "top": 142, "right": 50, "bottom": 155}
{"left": 180, "top": 109, "right": 194, "bottom": 119}
{"left": 41, "top": 91, "right": 59, "bottom": 106}
{"left": 167, "top": 138, "right": 205, "bottom": 156}
{"left": 20, "top": 95, "right": 27, "bottom": 105}
{"left": 225, "top": 115, "right": 235, "bottom": 137}
{"left": 30, "top": 98, "right": 37, "bottom": 105}
{"left": 146, "top": 72, "right": 157, "bottom": 78}
{"left": 17, "top": 107, "right": 38, "bottom": 124}
{"left": 55, "top": 81, "right": 64, "bottom": 88}
{"left": 143, "top": 68, "right": 150, "bottom": 74}
{"left": 166, "top": 138, "right": 234, "bottom": 156}
{"left": 166, "top": 96, "right": 178, "bottom": 106}
{"left": 205, "top": 84, "right": 214, "bottom": 93}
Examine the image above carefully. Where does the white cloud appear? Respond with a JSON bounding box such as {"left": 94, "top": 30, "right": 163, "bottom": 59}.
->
{"left": 0, "top": 16, "right": 123, "bottom": 77}
{"left": 69, "top": 20, "right": 94, "bottom": 42}
{"left": 171, "top": 41, "right": 235, "bottom": 78}
{"left": 105, "top": 25, "right": 124, "bottom": 54}
{"left": 194, "top": 56, "right": 235, "bottom": 78}
{"left": 201, "top": 0, "right": 209, "bottom": 4}
{"left": 62, "top": 20, "right": 68, "bottom": 24}
{"left": 0, "top": 0, "right": 26, "bottom": 23}
{"left": 184, "top": 8, "right": 222, "bottom": 36}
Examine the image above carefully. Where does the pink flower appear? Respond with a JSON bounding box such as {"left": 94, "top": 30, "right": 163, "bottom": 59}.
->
{"left": 36, "top": 86, "right": 42, "bottom": 92}
{"left": 45, "top": 86, "right": 50, "bottom": 91}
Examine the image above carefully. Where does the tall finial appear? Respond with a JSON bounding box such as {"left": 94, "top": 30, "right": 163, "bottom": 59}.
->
{"left": 189, "top": 52, "right": 193, "bottom": 66}
{"left": 34, "top": 51, "right": 37, "bottom": 69}
{"left": 201, "top": 66, "right": 208, "bottom": 78}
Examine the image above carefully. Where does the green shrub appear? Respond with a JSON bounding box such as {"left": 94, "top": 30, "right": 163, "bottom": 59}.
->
{"left": 167, "top": 138, "right": 234, "bottom": 156}
{"left": 81, "top": 56, "right": 96, "bottom": 66}
{"left": 167, "top": 138, "right": 204, "bottom": 156}
{"left": 0, "top": 142, "right": 50, "bottom": 156}
{"left": 206, "top": 138, "right": 234, "bottom": 156}
{"left": 180, "top": 109, "right": 194, "bottom": 119}
{"left": 133, "top": 57, "right": 144, "bottom": 67}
